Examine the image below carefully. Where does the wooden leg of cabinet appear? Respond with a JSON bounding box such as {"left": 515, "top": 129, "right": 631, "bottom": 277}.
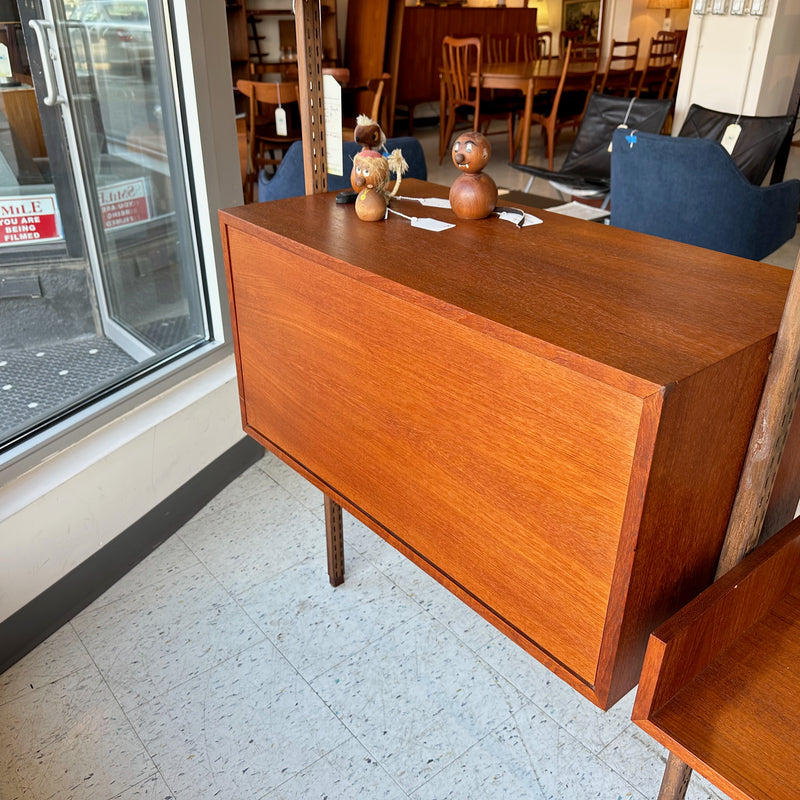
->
{"left": 657, "top": 754, "right": 692, "bottom": 800}
{"left": 324, "top": 494, "right": 345, "bottom": 587}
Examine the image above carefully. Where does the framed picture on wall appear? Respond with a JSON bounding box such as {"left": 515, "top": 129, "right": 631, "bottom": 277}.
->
{"left": 562, "top": 0, "right": 602, "bottom": 41}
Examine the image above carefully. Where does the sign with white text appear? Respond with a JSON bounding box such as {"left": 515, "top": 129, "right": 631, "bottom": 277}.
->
{"left": 0, "top": 195, "right": 62, "bottom": 246}
{"left": 98, "top": 178, "right": 151, "bottom": 230}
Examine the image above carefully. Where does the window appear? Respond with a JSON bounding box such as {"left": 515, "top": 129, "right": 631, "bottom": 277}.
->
{"left": 0, "top": 0, "right": 216, "bottom": 455}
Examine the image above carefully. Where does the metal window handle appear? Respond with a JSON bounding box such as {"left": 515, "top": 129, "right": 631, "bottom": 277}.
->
{"left": 28, "top": 19, "right": 65, "bottom": 107}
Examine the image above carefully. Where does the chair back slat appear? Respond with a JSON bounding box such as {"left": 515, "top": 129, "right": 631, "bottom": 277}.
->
{"left": 485, "top": 32, "right": 521, "bottom": 63}
{"left": 599, "top": 38, "right": 640, "bottom": 96}
{"left": 636, "top": 34, "right": 679, "bottom": 98}
{"left": 523, "top": 31, "right": 552, "bottom": 61}
{"left": 442, "top": 35, "right": 482, "bottom": 106}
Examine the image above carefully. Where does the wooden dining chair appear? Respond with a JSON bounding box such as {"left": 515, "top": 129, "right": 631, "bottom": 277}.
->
{"left": 597, "top": 39, "right": 639, "bottom": 96}
{"left": 439, "top": 35, "right": 518, "bottom": 163}
{"left": 515, "top": 41, "right": 600, "bottom": 169}
{"left": 341, "top": 72, "right": 391, "bottom": 133}
{"left": 635, "top": 34, "right": 679, "bottom": 99}
{"left": 661, "top": 31, "right": 686, "bottom": 100}
{"left": 357, "top": 72, "right": 391, "bottom": 134}
{"left": 236, "top": 79, "right": 302, "bottom": 202}
{"left": 522, "top": 31, "right": 552, "bottom": 61}
{"left": 559, "top": 28, "right": 591, "bottom": 55}
{"left": 485, "top": 32, "right": 521, "bottom": 63}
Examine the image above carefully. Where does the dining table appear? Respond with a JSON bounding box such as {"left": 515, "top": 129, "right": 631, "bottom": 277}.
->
{"left": 474, "top": 56, "right": 648, "bottom": 166}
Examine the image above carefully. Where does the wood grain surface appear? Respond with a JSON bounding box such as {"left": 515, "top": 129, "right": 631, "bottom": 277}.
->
{"left": 634, "top": 518, "right": 800, "bottom": 800}
{"left": 220, "top": 180, "right": 791, "bottom": 707}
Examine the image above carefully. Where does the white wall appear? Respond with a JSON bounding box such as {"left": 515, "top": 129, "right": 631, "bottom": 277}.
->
{"left": 675, "top": 0, "right": 800, "bottom": 128}
{"left": 628, "top": 0, "right": 690, "bottom": 49}
{"left": 0, "top": 362, "right": 243, "bottom": 621}
{"left": 0, "top": 0, "right": 246, "bottom": 624}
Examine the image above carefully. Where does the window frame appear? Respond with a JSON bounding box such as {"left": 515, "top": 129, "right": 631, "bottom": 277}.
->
{"left": 0, "top": 0, "right": 242, "bottom": 483}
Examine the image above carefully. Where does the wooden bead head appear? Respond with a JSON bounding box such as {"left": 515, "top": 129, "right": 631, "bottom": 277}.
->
{"left": 452, "top": 131, "right": 492, "bottom": 174}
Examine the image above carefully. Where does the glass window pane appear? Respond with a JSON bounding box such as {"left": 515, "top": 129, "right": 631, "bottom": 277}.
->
{"left": 0, "top": 0, "right": 209, "bottom": 451}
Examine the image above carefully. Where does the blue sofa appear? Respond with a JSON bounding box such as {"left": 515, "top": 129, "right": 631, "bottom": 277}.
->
{"left": 257, "top": 137, "right": 428, "bottom": 202}
{"left": 609, "top": 129, "right": 800, "bottom": 261}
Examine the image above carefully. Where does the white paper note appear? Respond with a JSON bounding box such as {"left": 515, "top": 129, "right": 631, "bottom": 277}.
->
{"left": 323, "top": 74, "right": 343, "bottom": 176}
{"left": 547, "top": 201, "right": 610, "bottom": 221}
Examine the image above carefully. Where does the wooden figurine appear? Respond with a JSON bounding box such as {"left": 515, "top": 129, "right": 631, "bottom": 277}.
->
{"left": 351, "top": 150, "right": 389, "bottom": 221}
{"left": 353, "top": 114, "right": 386, "bottom": 151}
{"left": 350, "top": 144, "right": 409, "bottom": 223}
{"left": 449, "top": 131, "right": 497, "bottom": 220}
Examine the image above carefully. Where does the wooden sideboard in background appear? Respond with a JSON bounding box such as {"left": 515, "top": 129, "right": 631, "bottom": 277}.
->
{"left": 395, "top": 6, "right": 539, "bottom": 123}
{"left": 341, "top": 3, "right": 540, "bottom": 133}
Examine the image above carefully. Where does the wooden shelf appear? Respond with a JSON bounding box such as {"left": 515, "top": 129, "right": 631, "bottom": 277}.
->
{"left": 226, "top": 1, "right": 340, "bottom": 75}
{"left": 633, "top": 517, "right": 800, "bottom": 800}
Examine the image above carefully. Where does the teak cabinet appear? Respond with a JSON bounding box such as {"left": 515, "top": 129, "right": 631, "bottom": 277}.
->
{"left": 219, "top": 181, "right": 790, "bottom": 709}
{"left": 634, "top": 515, "right": 800, "bottom": 800}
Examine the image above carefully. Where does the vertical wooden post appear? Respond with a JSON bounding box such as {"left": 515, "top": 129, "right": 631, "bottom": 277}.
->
{"left": 324, "top": 494, "right": 344, "bottom": 586}
{"left": 657, "top": 254, "right": 800, "bottom": 800}
{"left": 714, "top": 260, "right": 800, "bottom": 578}
{"left": 294, "top": 2, "right": 344, "bottom": 586}
{"left": 658, "top": 754, "right": 692, "bottom": 800}
{"left": 294, "top": 0, "right": 328, "bottom": 196}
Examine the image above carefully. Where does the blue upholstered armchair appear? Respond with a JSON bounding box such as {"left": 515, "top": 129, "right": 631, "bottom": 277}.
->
{"left": 257, "top": 137, "right": 428, "bottom": 203}
{"left": 609, "top": 130, "right": 800, "bottom": 261}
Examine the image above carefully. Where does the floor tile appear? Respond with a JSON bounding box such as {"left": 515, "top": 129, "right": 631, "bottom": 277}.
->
{"left": 127, "top": 639, "right": 349, "bottom": 800}
{"left": 478, "top": 633, "right": 636, "bottom": 755}
{"left": 258, "top": 451, "right": 325, "bottom": 517}
{"left": 267, "top": 737, "right": 408, "bottom": 800}
{"left": 311, "top": 615, "right": 526, "bottom": 794}
{"left": 600, "top": 724, "right": 727, "bottom": 800}
{"left": 0, "top": 623, "right": 92, "bottom": 706}
{"left": 80, "top": 534, "right": 201, "bottom": 614}
{"left": 0, "top": 664, "right": 154, "bottom": 800}
{"left": 190, "top": 458, "right": 283, "bottom": 522}
{"left": 178, "top": 477, "right": 323, "bottom": 596}
{"left": 342, "top": 512, "right": 407, "bottom": 569}
{"left": 380, "top": 554, "right": 501, "bottom": 653}
{"left": 72, "top": 561, "right": 264, "bottom": 712}
{"left": 238, "top": 551, "right": 424, "bottom": 681}
{"left": 111, "top": 773, "right": 175, "bottom": 799}
{"left": 411, "top": 703, "right": 646, "bottom": 800}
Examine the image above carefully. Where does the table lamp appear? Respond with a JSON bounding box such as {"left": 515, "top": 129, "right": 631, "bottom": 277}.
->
{"left": 647, "top": 0, "right": 690, "bottom": 30}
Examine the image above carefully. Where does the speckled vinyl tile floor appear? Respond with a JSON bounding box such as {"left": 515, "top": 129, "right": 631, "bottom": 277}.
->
{"left": 0, "top": 451, "right": 731, "bottom": 800}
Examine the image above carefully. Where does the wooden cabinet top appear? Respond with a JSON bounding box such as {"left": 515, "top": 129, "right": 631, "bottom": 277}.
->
{"left": 221, "top": 180, "right": 790, "bottom": 395}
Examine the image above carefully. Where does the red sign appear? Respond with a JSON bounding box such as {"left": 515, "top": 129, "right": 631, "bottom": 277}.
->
{"left": 99, "top": 178, "right": 151, "bottom": 230}
{"left": 0, "top": 195, "right": 61, "bottom": 246}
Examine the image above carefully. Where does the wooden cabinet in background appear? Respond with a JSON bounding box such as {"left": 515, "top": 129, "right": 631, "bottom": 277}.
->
{"left": 344, "top": 0, "right": 404, "bottom": 127}
{"left": 226, "top": 0, "right": 250, "bottom": 86}
{"left": 396, "top": 7, "right": 539, "bottom": 122}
